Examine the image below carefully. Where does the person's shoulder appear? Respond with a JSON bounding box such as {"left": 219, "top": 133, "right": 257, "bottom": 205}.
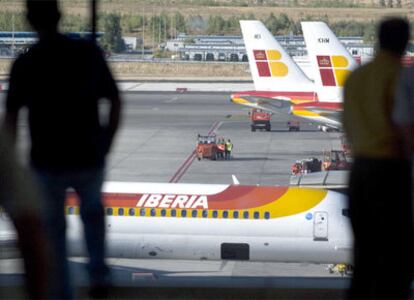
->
{"left": 12, "top": 46, "right": 35, "bottom": 69}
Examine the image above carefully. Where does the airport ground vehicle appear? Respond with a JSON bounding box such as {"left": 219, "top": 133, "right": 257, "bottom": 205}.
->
{"left": 229, "top": 53, "right": 239, "bottom": 62}
{"left": 287, "top": 120, "right": 300, "bottom": 131}
{"left": 250, "top": 109, "right": 271, "bottom": 132}
{"left": 196, "top": 134, "right": 219, "bottom": 160}
{"left": 291, "top": 157, "right": 322, "bottom": 175}
{"left": 206, "top": 53, "right": 214, "bottom": 61}
{"left": 218, "top": 53, "right": 226, "bottom": 61}
{"left": 322, "top": 150, "right": 349, "bottom": 171}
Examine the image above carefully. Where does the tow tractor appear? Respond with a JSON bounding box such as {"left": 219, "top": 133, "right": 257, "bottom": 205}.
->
{"left": 322, "top": 150, "right": 350, "bottom": 171}
{"left": 287, "top": 120, "right": 300, "bottom": 131}
{"left": 291, "top": 157, "right": 322, "bottom": 175}
{"left": 250, "top": 109, "right": 271, "bottom": 132}
{"left": 196, "top": 134, "right": 219, "bottom": 160}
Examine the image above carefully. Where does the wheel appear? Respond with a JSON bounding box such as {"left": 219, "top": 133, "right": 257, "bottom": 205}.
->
{"left": 266, "top": 124, "right": 271, "bottom": 131}
{"left": 251, "top": 126, "right": 256, "bottom": 132}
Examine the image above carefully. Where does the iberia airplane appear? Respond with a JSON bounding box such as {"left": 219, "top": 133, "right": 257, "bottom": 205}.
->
{"left": 231, "top": 21, "right": 358, "bottom": 130}
{"left": 67, "top": 182, "right": 352, "bottom": 264}
{"left": 0, "top": 182, "right": 352, "bottom": 264}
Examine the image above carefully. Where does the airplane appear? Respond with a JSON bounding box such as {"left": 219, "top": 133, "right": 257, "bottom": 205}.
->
{"left": 231, "top": 20, "right": 358, "bottom": 130}
{"left": 1, "top": 181, "right": 352, "bottom": 265}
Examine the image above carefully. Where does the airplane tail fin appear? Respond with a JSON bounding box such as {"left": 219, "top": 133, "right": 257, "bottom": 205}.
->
{"left": 240, "top": 20, "right": 314, "bottom": 92}
{"left": 301, "top": 22, "right": 358, "bottom": 102}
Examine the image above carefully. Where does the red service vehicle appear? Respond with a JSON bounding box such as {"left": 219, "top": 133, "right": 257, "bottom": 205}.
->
{"left": 322, "top": 150, "right": 350, "bottom": 171}
{"left": 291, "top": 157, "right": 322, "bottom": 175}
{"left": 287, "top": 120, "right": 300, "bottom": 131}
{"left": 250, "top": 109, "right": 271, "bottom": 132}
{"left": 196, "top": 134, "right": 219, "bottom": 160}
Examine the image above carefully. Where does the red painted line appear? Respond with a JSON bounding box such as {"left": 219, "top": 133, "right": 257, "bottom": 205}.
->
{"left": 169, "top": 150, "right": 196, "bottom": 183}
{"left": 169, "top": 121, "right": 222, "bottom": 183}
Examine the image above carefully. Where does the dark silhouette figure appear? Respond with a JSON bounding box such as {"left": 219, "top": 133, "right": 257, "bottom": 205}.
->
{"left": 343, "top": 18, "right": 413, "bottom": 299}
{"left": 3, "top": 1, "right": 121, "bottom": 298}
{"left": 0, "top": 132, "right": 49, "bottom": 299}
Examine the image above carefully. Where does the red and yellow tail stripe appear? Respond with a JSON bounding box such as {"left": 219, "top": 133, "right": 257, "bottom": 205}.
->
{"left": 254, "top": 50, "right": 288, "bottom": 78}
{"left": 317, "top": 55, "right": 351, "bottom": 87}
{"left": 65, "top": 186, "right": 327, "bottom": 220}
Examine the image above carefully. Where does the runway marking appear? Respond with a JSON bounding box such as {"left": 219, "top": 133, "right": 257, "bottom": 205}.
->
{"left": 169, "top": 121, "right": 222, "bottom": 183}
{"left": 164, "top": 96, "right": 180, "bottom": 103}
{"left": 126, "top": 83, "right": 143, "bottom": 91}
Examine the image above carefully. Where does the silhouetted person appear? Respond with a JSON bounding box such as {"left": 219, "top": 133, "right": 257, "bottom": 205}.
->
{"left": 343, "top": 18, "right": 413, "bottom": 299}
{"left": 0, "top": 132, "right": 49, "bottom": 299}
{"left": 3, "top": 1, "right": 121, "bottom": 298}
{"left": 394, "top": 61, "right": 414, "bottom": 154}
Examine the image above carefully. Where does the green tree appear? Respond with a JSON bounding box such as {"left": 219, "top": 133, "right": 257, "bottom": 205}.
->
{"left": 379, "top": 0, "right": 385, "bottom": 7}
{"left": 265, "top": 13, "right": 280, "bottom": 34}
{"left": 174, "top": 12, "right": 186, "bottom": 33}
{"left": 101, "top": 13, "right": 125, "bottom": 53}
{"left": 278, "top": 13, "right": 291, "bottom": 31}
{"left": 387, "top": 0, "right": 393, "bottom": 7}
{"left": 207, "top": 15, "right": 225, "bottom": 34}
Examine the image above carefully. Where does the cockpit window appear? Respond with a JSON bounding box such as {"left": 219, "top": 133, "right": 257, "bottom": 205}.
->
{"left": 342, "top": 209, "right": 350, "bottom": 218}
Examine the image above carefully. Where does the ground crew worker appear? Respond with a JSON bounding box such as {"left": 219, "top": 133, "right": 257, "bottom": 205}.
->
{"left": 225, "top": 139, "right": 233, "bottom": 160}
{"left": 217, "top": 138, "right": 225, "bottom": 160}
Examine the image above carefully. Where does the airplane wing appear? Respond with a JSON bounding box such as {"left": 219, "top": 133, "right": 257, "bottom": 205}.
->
{"left": 259, "top": 98, "right": 342, "bottom": 129}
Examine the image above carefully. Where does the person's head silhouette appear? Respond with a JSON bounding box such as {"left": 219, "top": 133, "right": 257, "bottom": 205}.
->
{"left": 378, "top": 18, "right": 410, "bottom": 57}
{"left": 26, "top": 0, "right": 61, "bottom": 35}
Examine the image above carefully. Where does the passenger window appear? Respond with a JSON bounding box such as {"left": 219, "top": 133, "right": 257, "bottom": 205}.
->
{"left": 264, "top": 212, "right": 270, "bottom": 219}
{"left": 202, "top": 210, "right": 208, "bottom": 218}
{"left": 212, "top": 211, "right": 218, "bottom": 218}
{"left": 118, "top": 208, "right": 124, "bottom": 216}
{"left": 140, "top": 208, "right": 145, "bottom": 216}
{"left": 106, "top": 208, "right": 113, "bottom": 216}
{"left": 243, "top": 211, "right": 249, "bottom": 219}
{"left": 150, "top": 208, "right": 156, "bottom": 216}
{"left": 161, "top": 209, "right": 166, "bottom": 217}
{"left": 192, "top": 210, "right": 198, "bottom": 218}
{"left": 233, "top": 211, "right": 239, "bottom": 219}
{"left": 129, "top": 208, "right": 135, "bottom": 216}
{"left": 254, "top": 212, "right": 260, "bottom": 219}
{"left": 181, "top": 210, "right": 187, "bottom": 217}
{"left": 68, "top": 207, "right": 74, "bottom": 215}
{"left": 222, "top": 211, "right": 228, "bottom": 218}
{"left": 171, "top": 209, "right": 177, "bottom": 217}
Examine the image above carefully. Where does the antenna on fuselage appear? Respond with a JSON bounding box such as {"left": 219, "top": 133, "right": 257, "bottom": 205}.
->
{"left": 232, "top": 175, "right": 240, "bottom": 185}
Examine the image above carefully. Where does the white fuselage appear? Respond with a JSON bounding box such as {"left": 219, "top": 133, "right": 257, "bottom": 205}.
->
{"left": 64, "top": 183, "right": 352, "bottom": 264}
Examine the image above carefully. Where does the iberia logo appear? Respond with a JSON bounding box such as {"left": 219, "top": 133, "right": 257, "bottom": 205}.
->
{"left": 136, "top": 194, "right": 208, "bottom": 209}
{"left": 253, "top": 50, "right": 288, "bottom": 77}
{"left": 317, "top": 55, "right": 351, "bottom": 87}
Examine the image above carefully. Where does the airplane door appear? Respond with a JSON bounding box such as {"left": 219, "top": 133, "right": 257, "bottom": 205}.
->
{"left": 313, "top": 212, "right": 328, "bottom": 241}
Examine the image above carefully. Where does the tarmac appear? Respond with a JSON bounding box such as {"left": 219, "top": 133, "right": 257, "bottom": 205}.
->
{"left": 0, "top": 90, "right": 351, "bottom": 299}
